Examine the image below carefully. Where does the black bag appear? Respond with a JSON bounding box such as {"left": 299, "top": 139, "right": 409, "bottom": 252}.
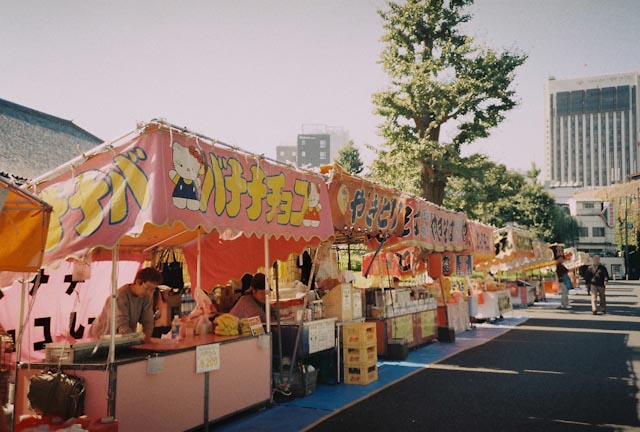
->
{"left": 158, "top": 250, "right": 184, "bottom": 292}
{"left": 28, "top": 371, "right": 85, "bottom": 419}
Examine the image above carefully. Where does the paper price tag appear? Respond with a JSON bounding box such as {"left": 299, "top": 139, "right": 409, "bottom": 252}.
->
{"left": 196, "top": 343, "right": 221, "bottom": 373}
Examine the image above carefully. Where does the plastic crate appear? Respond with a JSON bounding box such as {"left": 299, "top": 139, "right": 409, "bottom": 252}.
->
{"left": 344, "top": 361, "right": 378, "bottom": 385}
{"left": 343, "top": 344, "right": 377, "bottom": 364}
{"left": 272, "top": 368, "right": 318, "bottom": 398}
{"left": 343, "top": 322, "right": 376, "bottom": 347}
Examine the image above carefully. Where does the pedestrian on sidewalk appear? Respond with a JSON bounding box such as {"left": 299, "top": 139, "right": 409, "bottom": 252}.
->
{"left": 556, "top": 254, "right": 572, "bottom": 309}
{"left": 585, "top": 255, "right": 609, "bottom": 315}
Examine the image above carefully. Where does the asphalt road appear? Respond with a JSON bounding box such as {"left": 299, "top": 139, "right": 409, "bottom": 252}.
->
{"left": 306, "top": 281, "right": 640, "bottom": 432}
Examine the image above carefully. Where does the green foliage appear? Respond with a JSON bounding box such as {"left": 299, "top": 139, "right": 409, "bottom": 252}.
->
{"left": 614, "top": 197, "right": 640, "bottom": 250}
{"left": 335, "top": 140, "right": 364, "bottom": 175}
{"left": 370, "top": 0, "right": 527, "bottom": 204}
{"left": 445, "top": 160, "right": 579, "bottom": 244}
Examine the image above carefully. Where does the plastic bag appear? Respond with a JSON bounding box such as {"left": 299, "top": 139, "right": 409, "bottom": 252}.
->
{"left": 188, "top": 286, "right": 217, "bottom": 320}
{"left": 27, "top": 371, "right": 85, "bottom": 419}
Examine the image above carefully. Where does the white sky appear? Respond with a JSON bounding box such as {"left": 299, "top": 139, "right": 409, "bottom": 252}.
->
{"left": 2, "top": 0, "right": 639, "bottom": 174}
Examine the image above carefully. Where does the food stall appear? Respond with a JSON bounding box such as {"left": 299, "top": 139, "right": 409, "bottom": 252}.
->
{"left": 3, "top": 120, "right": 334, "bottom": 431}
{"left": 435, "top": 220, "right": 495, "bottom": 333}
{"left": 326, "top": 166, "right": 474, "bottom": 357}
{"left": 0, "top": 176, "right": 52, "bottom": 432}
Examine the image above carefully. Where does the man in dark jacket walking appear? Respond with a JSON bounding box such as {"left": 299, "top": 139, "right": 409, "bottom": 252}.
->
{"left": 585, "top": 255, "right": 609, "bottom": 315}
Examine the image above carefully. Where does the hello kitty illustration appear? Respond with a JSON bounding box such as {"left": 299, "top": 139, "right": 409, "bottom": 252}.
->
{"left": 168, "top": 141, "right": 204, "bottom": 211}
{"left": 303, "top": 182, "right": 322, "bottom": 227}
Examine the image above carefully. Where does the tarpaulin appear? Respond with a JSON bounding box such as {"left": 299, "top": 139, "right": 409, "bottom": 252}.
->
{"left": 36, "top": 123, "right": 333, "bottom": 267}
{"left": 0, "top": 177, "right": 51, "bottom": 272}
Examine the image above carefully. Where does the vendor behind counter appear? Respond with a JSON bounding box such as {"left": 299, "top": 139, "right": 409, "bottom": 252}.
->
{"left": 229, "top": 273, "right": 266, "bottom": 322}
{"left": 89, "top": 267, "right": 162, "bottom": 342}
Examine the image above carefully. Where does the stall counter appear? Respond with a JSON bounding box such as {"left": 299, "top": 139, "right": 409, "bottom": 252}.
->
{"left": 368, "top": 308, "right": 437, "bottom": 357}
{"left": 14, "top": 334, "right": 271, "bottom": 432}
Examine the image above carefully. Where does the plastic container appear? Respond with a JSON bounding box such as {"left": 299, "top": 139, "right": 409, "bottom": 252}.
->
{"left": 171, "top": 315, "right": 181, "bottom": 339}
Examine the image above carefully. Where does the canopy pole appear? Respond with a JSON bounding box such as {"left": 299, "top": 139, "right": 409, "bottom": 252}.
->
{"left": 107, "top": 246, "right": 119, "bottom": 418}
{"left": 15, "top": 277, "right": 27, "bottom": 363}
{"left": 197, "top": 227, "right": 202, "bottom": 291}
{"left": 264, "top": 236, "right": 271, "bottom": 332}
{"left": 108, "top": 248, "right": 119, "bottom": 364}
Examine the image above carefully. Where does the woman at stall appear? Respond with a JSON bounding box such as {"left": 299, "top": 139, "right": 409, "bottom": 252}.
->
{"left": 89, "top": 267, "right": 163, "bottom": 341}
{"left": 229, "top": 273, "right": 266, "bottom": 322}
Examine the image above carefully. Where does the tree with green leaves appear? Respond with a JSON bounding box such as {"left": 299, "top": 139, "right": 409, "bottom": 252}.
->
{"left": 370, "top": 0, "right": 527, "bottom": 205}
{"left": 445, "top": 161, "right": 579, "bottom": 245}
{"left": 335, "top": 140, "right": 364, "bottom": 175}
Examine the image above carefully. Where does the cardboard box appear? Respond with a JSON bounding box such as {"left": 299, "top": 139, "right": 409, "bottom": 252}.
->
{"left": 323, "top": 283, "right": 353, "bottom": 322}
{"left": 352, "top": 289, "right": 363, "bottom": 319}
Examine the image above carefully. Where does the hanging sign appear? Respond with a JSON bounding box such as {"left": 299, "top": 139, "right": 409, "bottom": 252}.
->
{"left": 36, "top": 127, "right": 333, "bottom": 267}
{"left": 455, "top": 255, "right": 473, "bottom": 276}
{"left": 328, "top": 165, "right": 406, "bottom": 238}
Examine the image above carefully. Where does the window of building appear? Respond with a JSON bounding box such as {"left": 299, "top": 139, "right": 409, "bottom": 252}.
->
{"left": 585, "top": 89, "right": 600, "bottom": 113}
{"left": 301, "top": 151, "right": 306, "bottom": 157}
{"left": 300, "top": 140, "right": 306, "bottom": 147}
{"left": 582, "top": 202, "right": 595, "bottom": 209}
{"left": 556, "top": 92, "right": 569, "bottom": 116}
{"left": 279, "top": 151, "right": 285, "bottom": 156}
{"left": 570, "top": 90, "right": 584, "bottom": 115}
{"left": 578, "top": 227, "right": 589, "bottom": 238}
{"left": 616, "top": 85, "right": 630, "bottom": 111}
{"left": 601, "top": 87, "right": 616, "bottom": 111}
{"left": 319, "top": 151, "right": 327, "bottom": 160}
{"left": 319, "top": 140, "right": 327, "bottom": 148}
{"left": 592, "top": 227, "right": 605, "bottom": 237}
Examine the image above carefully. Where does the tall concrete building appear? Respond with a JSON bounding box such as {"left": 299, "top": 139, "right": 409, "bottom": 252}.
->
{"left": 545, "top": 72, "right": 639, "bottom": 189}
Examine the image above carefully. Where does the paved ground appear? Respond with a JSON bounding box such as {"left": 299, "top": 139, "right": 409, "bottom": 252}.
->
{"left": 305, "top": 281, "right": 640, "bottom": 432}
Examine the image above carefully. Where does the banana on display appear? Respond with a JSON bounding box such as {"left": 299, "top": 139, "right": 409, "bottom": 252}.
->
{"left": 239, "top": 318, "right": 252, "bottom": 336}
{"left": 214, "top": 313, "right": 240, "bottom": 336}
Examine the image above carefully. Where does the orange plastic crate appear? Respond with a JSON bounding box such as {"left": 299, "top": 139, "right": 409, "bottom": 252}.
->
{"left": 343, "top": 344, "right": 377, "bottom": 364}
{"left": 343, "top": 322, "right": 376, "bottom": 347}
{"left": 344, "top": 361, "right": 378, "bottom": 385}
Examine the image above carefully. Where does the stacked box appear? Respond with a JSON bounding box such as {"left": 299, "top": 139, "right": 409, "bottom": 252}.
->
{"left": 342, "top": 322, "right": 376, "bottom": 346}
{"left": 343, "top": 344, "right": 377, "bottom": 364}
{"left": 344, "top": 361, "right": 378, "bottom": 385}
{"left": 342, "top": 322, "right": 378, "bottom": 385}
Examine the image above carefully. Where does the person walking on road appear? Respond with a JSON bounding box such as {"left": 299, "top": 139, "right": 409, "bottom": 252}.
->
{"left": 555, "top": 254, "right": 572, "bottom": 309}
{"left": 585, "top": 255, "right": 609, "bottom": 315}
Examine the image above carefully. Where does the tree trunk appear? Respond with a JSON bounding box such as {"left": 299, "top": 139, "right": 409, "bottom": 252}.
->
{"left": 418, "top": 126, "right": 447, "bottom": 205}
{"left": 420, "top": 162, "right": 447, "bottom": 205}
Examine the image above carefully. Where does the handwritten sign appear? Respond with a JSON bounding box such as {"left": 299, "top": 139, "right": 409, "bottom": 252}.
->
{"left": 196, "top": 343, "right": 221, "bottom": 373}
{"left": 248, "top": 316, "right": 264, "bottom": 336}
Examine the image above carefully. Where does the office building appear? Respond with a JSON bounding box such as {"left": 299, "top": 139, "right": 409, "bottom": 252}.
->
{"left": 544, "top": 72, "right": 639, "bottom": 189}
{"left": 296, "top": 124, "right": 349, "bottom": 168}
{"left": 276, "top": 145, "right": 297, "bottom": 165}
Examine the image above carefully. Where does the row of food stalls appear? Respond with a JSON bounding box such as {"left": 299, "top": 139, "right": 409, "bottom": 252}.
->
{"left": 0, "top": 119, "right": 556, "bottom": 431}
